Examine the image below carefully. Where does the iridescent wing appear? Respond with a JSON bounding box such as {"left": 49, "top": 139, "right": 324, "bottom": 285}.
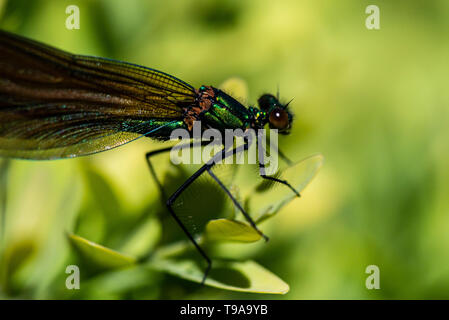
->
{"left": 0, "top": 30, "right": 196, "bottom": 159}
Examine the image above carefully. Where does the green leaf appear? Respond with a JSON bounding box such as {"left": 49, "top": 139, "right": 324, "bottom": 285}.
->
{"left": 76, "top": 265, "right": 160, "bottom": 299}
{"left": 148, "top": 258, "right": 289, "bottom": 294}
{"left": 251, "top": 153, "right": 324, "bottom": 224}
{"left": 68, "top": 233, "right": 136, "bottom": 270}
{"left": 118, "top": 216, "right": 162, "bottom": 257}
{"left": 0, "top": 238, "right": 36, "bottom": 294}
{"left": 205, "top": 219, "right": 262, "bottom": 243}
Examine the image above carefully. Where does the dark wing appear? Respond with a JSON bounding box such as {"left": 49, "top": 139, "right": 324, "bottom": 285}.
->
{"left": 0, "top": 29, "right": 196, "bottom": 159}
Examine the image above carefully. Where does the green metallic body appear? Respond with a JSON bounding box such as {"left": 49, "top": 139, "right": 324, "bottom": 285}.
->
{"left": 202, "top": 88, "right": 249, "bottom": 130}
{"left": 198, "top": 86, "right": 267, "bottom": 134}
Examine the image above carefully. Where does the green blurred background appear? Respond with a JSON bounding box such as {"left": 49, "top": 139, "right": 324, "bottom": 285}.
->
{"left": 0, "top": 0, "right": 448, "bottom": 299}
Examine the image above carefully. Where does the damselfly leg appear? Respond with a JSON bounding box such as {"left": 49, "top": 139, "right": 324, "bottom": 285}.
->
{"left": 144, "top": 139, "right": 268, "bottom": 283}
{"left": 256, "top": 135, "right": 301, "bottom": 197}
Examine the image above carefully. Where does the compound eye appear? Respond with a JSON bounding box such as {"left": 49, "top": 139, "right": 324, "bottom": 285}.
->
{"left": 269, "top": 108, "right": 289, "bottom": 130}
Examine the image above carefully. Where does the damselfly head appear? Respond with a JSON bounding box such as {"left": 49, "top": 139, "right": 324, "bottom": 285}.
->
{"left": 257, "top": 94, "right": 293, "bottom": 134}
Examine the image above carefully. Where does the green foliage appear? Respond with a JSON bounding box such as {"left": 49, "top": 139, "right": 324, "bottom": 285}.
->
{"left": 62, "top": 151, "right": 320, "bottom": 294}
{"left": 148, "top": 259, "right": 289, "bottom": 294}
{"left": 68, "top": 234, "right": 136, "bottom": 270}
{"left": 68, "top": 232, "right": 289, "bottom": 294}
{"left": 205, "top": 219, "right": 262, "bottom": 243}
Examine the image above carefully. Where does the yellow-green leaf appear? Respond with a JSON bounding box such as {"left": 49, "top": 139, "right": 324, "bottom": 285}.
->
{"left": 68, "top": 233, "right": 136, "bottom": 269}
{"left": 148, "top": 258, "right": 289, "bottom": 294}
{"left": 118, "top": 216, "right": 162, "bottom": 257}
{"left": 205, "top": 218, "right": 262, "bottom": 242}
{"left": 252, "top": 153, "right": 324, "bottom": 223}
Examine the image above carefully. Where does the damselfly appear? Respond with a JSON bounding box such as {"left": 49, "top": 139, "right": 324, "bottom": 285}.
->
{"left": 0, "top": 30, "right": 319, "bottom": 282}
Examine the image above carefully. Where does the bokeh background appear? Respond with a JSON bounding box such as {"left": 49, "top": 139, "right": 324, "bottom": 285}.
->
{"left": 0, "top": 0, "right": 448, "bottom": 299}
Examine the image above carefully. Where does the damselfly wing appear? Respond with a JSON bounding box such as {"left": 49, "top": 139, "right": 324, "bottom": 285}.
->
{"left": 0, "top": 29, "right": 194, "bottom": 159}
